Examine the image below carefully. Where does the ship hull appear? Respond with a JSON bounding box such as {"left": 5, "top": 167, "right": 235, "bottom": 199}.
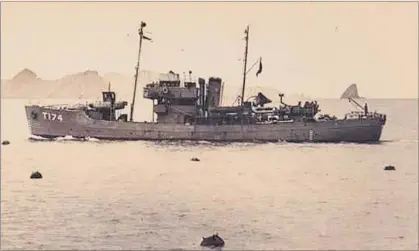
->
{"left": 25, "top": 105, "right": 384, "bottom": 143}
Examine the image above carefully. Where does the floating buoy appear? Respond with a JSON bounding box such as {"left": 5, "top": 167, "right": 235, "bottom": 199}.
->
{"left": 384, "top": 165, "right": 395, "bottom": 171}
{"left": 30, "top": 171, "right": 43, "bottom": 179}
{"left": 191, "top": 157, "right": 200, "bottom": 162}
{"left": 2, "top": 140, "right": 10, "bottom": 145}
{"left": 200, "top": 233, "right": 225, "bottom": 248}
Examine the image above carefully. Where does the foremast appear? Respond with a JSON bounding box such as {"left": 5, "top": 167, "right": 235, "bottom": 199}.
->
{"left": 129, "top": 21, "right": 152, "bottom": 122}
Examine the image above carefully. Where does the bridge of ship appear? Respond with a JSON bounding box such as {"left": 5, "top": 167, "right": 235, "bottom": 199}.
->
{"left": 141, "top": 71, "right": 327, "bottom": 125}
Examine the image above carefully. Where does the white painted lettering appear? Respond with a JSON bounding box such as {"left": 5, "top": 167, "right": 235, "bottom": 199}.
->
{"left": 309, "top": 130, "right": 314, "bottom": 141}
{"left": 42, "top": 112, "right": 63, "bottom": 122}
{"left": 57, "top": 114, "right": 63, "bottom": 122}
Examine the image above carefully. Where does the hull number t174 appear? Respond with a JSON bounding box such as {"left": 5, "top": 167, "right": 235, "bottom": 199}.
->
{"left": 42, "top": 112, "right": 63, "bottom": 122}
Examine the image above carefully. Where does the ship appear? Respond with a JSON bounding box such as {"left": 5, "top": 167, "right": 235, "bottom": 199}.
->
{"left": 25, "top": 22, "right": 387, "bottom": 143}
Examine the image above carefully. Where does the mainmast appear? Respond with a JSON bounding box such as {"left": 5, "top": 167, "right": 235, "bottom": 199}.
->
{"left": 129, "top": 21, "right": 150, "bottom": 122}
{"left": 240, "top": 25, "right": 250, "bottom": 107}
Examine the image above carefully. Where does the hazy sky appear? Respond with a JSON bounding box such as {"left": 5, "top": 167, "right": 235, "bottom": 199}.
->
{"left": 1, "top": 2, "right": 418, "bottom": 98}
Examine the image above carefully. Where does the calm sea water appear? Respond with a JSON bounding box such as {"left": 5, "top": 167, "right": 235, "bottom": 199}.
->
{"left": 1, "top": 98, "right": 418, "bottom": 250}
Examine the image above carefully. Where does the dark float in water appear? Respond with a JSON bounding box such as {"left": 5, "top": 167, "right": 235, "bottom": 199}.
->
{"left": 30, "top": 171, "right": 43, "bottom": 179}
{"left": 200, "top": 233, "right": 225, "bottom": 248}
{"left": 384, "top": 165, "right": 395, "bottom": 171}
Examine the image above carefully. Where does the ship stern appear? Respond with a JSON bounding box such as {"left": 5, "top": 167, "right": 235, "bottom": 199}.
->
{"left": 345, "top": 117, "right": 385, "bottom": 143}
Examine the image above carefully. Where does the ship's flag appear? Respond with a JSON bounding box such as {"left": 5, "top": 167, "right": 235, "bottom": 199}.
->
{"left": 256, "top": 57, "right": 263, "bottom": 77}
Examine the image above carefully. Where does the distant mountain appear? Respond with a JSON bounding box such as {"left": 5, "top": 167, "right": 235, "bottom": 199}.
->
{"left": 340, "top": 83, "right": 364, "bottom": 99}
{"left": 12, "top": 68, "right": 38, "bottom": 82}
{"left": 0, "top": 68, "right": 160, "bottom": 100}
{"left": 1, "top": 68, "right": 313, "bottom": 103}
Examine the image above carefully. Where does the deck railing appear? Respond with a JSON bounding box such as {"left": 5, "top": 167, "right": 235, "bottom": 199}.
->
{"left": 345, "top": 111, "right": 386, "bottom": 122}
